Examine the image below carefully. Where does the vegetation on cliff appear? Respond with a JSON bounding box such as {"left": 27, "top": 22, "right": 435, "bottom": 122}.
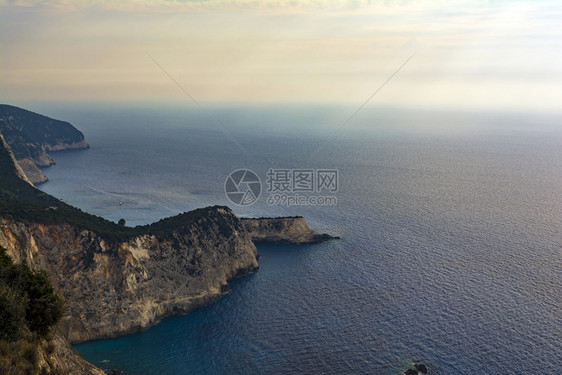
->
{"left": 0, "top": 245, "right": 66, "bottom": 374}
{"left": 0, "top": 246, "right": 63, "bottom": 340}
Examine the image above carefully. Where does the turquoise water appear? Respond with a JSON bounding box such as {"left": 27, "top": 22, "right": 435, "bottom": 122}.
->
{"left": 37, "top": 105, "right": 561, "bottom": 374}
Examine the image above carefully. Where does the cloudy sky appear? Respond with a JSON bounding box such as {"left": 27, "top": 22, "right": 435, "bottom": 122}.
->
{"left": 1, "top": 0, "right": 561, "bottom": 112}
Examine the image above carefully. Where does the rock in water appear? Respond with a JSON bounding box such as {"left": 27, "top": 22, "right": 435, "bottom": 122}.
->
{"left": 414, "top": 363, "right": 428, "bottom": 373}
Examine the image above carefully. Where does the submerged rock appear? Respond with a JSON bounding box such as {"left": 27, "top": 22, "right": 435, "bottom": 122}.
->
{"left": 404, "top": 363, "right": 428, "bottom": 375}
{"left": 415, "top": 363, "right": 428, "bottom": 373}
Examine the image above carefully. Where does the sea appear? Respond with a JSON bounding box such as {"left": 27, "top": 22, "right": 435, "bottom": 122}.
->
{"left": 33, "top": 103, "right": 561, "bottom": 375}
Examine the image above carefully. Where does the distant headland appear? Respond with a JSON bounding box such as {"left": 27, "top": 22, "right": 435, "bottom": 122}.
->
{"left": 0, "top": 104, "right": 89, "bottom": 185}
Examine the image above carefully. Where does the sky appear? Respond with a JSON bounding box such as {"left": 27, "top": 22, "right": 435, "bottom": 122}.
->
{"left": 1, "top": 0, "right": 561, "bottom": 112}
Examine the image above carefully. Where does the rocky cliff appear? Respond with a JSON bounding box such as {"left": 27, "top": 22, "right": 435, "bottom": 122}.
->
{"left": 47, "top": 332, "right": 105, "bottom": 374}
{"left": 240, "top": 217, "right": 338, "bottom": 244}
{"left": 0, "top": 207, "right": 259, "bottom": 343}
{"left": 0, "top": 132, "right": 34, "bottom": 187}
{"left": 17, "top": 159, "right": 48, "bottom": 185}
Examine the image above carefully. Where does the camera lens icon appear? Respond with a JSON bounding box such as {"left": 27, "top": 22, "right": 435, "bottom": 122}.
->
{"left": 225, "top": 169, "right": 261, "bottom": 206}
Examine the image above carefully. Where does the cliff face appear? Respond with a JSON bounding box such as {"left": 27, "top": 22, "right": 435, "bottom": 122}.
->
{"left": 0, "top": 132, "right": 34, "bottom": 186}
{"left": 0, "top": 207, "right": 258, "bottom": 343}
{"left": 240, "top": 217, "right": 337, "bottom": 244}
{"left": 48, "top": 332, "right": 105, "bottom": 374}
{"left": 17, "top": 159, "right": 48, "bottom": 185}
{"left": 16, "top": 332, "right": 105, "bottom": 375}
{"left": 43, "top": 138, "right": 89, "bottom": 152}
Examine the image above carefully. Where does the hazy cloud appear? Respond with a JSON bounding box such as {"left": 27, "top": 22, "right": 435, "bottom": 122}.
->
{"left": 1, "top": 0, "right": 561, "bottom": 111}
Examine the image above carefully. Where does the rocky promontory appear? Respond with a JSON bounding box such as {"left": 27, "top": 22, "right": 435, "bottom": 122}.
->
{"left": 241, "top": 216, "right": 338, "bottom": 244}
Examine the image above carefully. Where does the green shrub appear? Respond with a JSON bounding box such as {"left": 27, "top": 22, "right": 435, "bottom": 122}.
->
{"left": 0, "top": 285, "right": 24, "bottom": 341}
{"left": 18, "top": 267, "right": 64, "bottom": 336}
{"left": 0, "top": 247, "right": 13, "bottom": 268}
{"left": 0, "top": 246, "right": 63, "bottom": 339}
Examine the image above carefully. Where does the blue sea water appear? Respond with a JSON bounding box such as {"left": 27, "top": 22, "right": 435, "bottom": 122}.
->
{"left": 35, "top": 105, "right": 561, "bottom": 374}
